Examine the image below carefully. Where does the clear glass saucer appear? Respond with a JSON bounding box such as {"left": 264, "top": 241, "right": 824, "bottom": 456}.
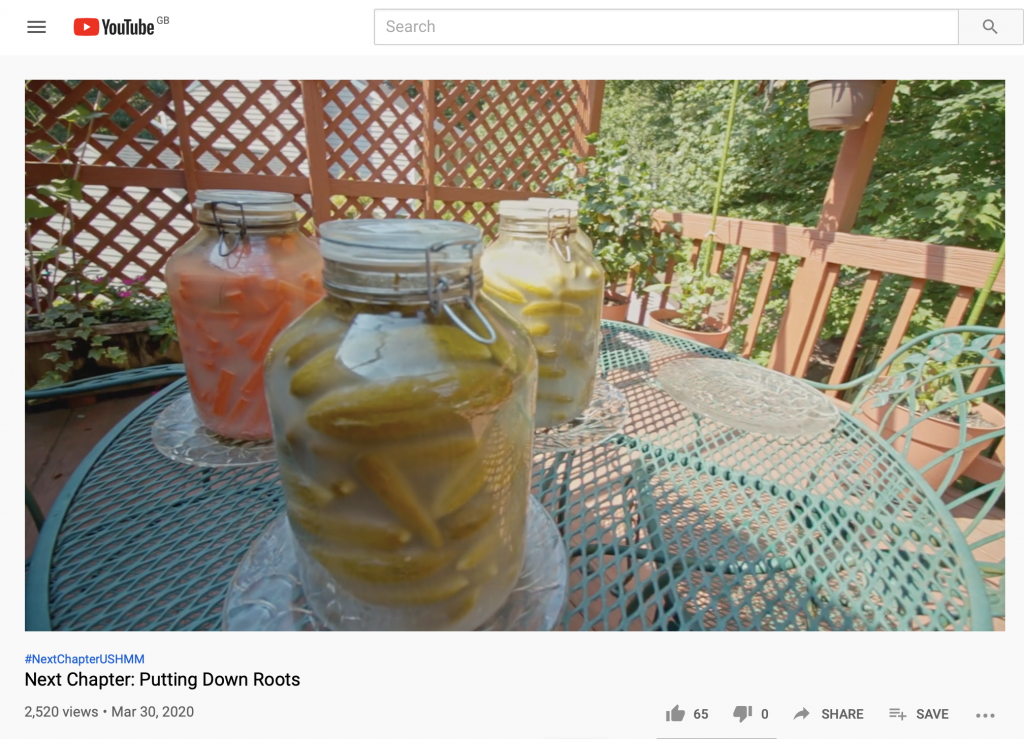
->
{"left": 222, "top": 496, "right": 568, "bottom": 631}
{"left": 656, "top": 357, "right": 840, "bottom": 438}
{"left": 151, "top": 394, "right": 277, "bottom": 468}
{"left": 533, "top": 377, "right": 630, "bottom": 453}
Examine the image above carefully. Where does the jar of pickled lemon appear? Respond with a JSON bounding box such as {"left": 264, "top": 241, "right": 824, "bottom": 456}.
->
{"left": 264, "top": 220, "right": 537, "bottom": 630}
{"left": 165, "top": 190, "right": 323, "bottom": 440}
{"left": 481, "top": 199, "right": 603, "bottom": 428}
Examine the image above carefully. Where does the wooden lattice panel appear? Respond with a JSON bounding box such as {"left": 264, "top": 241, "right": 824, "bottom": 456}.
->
{"left": 328, "top": 195, "right": 424, "bottom": 221}
{"left": 432, "top": 81, "right": 584, "bottom": 192}
{"left": 433, "top": 200, "right": 502, "bottom": 240}
{"left": 26, "top": 80, "right": 602, "bottom": 304}
{"left": 318, "top": 80, "right": 425, "bottom": 184}
{"left": 181, "top": 80, "right": 308, "bottom": 177}
{"left": 27, "top": 186, "right": 194, "bottom": 300}
{"left": 26, "top": 80, "right": 181, "bottom": 169}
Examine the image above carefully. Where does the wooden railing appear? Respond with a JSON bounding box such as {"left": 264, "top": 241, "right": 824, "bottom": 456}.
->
{"left": 651, "top": 210, "right": 1005, "bottom": 379}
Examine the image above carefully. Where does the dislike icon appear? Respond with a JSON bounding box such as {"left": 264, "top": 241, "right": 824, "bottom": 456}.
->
{"left": 733, "top": 705, "right": 752, "bottom": 723}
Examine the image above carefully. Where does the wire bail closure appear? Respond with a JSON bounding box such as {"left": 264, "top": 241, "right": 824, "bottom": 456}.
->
{"left": 545, "top": 207, "right": 574, "bottom": 263}
{"left": 425, "top": 237, "right": 497, "bottom": 345}
{"left": 209, "top": 201, "right": 249, "bottom": 257}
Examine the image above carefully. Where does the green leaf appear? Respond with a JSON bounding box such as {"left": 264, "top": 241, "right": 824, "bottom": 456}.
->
{"left": 41, "top": 351, "right": 64, "bottom": 363}
{"left": 59, "top": 104, "right": 107, "bottom": 127}
{"left": 87, "top": 348, "right": 106, "bottom": 361}
{"left": 38, "top": 178, "right": 83, "bottom": 202}
{"left": 25, "top": 197, "right": 56, "bottom": 221}
{"left": 26, "top": 140, "right": 59, "bottom": 158}
{"left": 53, "top": 339, "right": 75, "bottom": 351}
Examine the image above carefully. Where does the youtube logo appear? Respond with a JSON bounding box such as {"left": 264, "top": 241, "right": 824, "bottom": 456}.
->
{"left": 74, "top": 18, "right": 99, "bottom": 36}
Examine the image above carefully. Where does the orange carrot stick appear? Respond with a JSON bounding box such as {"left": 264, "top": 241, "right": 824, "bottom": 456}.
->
{"left": 240, "top": 366, "right": 265, "bottom": 398}
{"left": 212, "top": 368, "right": 236, "bottom": 416}
{"left": 249, "top": 303, "right": 292, "bottom": 361}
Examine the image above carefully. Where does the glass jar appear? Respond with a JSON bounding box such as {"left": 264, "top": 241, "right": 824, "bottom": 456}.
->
{"left": 165, "top": 190, "right": 323, "bottom": 440}
{"left": 264, "top": 219, "right": 537, "bottom": 630}
{"left": 481, "top": 199, "right": 604, "bottom": 428}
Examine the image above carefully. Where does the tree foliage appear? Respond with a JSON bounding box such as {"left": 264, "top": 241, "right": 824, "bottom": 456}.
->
{"left": 598, "top": 80, "right": 1005, "bottom": 363}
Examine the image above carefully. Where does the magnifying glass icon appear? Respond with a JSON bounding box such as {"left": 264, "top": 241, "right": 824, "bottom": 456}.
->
{"left": 983, "top": 19, "right": 998, "bottom": 34}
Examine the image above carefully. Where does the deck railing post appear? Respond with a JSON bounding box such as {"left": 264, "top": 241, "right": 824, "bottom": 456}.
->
{"left": 768, "top": 80, "right": 897, "bottom": 377}
{"left": 299, "top": 81, "right": 333, "bottom": 226}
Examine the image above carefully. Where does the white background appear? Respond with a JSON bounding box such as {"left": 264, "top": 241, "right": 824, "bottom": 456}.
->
{"left": 6, "top": 1, "right": 1020, "bottom": 737}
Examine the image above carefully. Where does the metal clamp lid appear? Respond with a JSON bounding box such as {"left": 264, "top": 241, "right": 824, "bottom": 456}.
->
{"left": 208, "top": 200, "right": 248, "bottom": 257}
{"left": 545, "top": 207, "right": 574, "bottom": 263}
{"left": 425, "top": 237, "right": 497, "bottom": 345}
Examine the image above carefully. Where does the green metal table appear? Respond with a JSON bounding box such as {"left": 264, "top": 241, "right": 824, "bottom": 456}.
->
{"left": 26, "top": 322, "right": 992, "bottom": 630}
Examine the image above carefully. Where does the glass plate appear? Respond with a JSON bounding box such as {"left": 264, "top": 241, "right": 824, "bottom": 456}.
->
{"left": 533, "top": 378, "right": 630, "bottom": 453}
{"left": 223, "top": 496, "right": 568, "bottom": 631}
{"left": 151, "top": 394, "right": 277, "bottom": 468}
{"left": 656, "top": 357, "right": 840, "bottom": 437}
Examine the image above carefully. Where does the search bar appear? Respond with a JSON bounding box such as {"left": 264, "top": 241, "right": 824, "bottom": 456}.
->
{"left": 374, "top": 9, "right": 1024, "bottom": 45}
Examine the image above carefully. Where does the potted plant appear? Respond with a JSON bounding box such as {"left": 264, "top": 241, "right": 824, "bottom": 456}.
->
{"left": 25, "top": 276, "right": 181, "bottom": 391}
{"left": 856, "top": 333, "right": 1005, "bottom": 489}
{"left": 807, "top": 80, "right": 884, "bottom": 131}
{"left": 552, "top": 135, "right": 662, "bottom": 322}
{"left": 643, "top": 266, "right": 733, "bottom": 349}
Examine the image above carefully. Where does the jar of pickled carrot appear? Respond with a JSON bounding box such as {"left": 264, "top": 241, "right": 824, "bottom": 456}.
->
{"left": 165, "top": 190, "right": 323, "bottom": 440}
{"left": 481, "top": 199, "right": 603, "bottom": 428}
{"left": 264, "top": 219, "right": 537, "bottom": 630}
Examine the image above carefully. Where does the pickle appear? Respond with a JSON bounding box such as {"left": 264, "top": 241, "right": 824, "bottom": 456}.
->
{"left": 559, "top": 286, "right": 602, "bottom": 300}
{"left": 313, "top": 548, "right": 455, "bottom": 584}
{"left": 309, "top": 408, "right": 468, "bottom": 444}
{"left": 456, "top": 529, "right": 502, "bottom": 571}
{"left": 440, "top": 498, "right": 494, "bottom": 541}
{"left": 355, "top": 453, "right": 442, "bottom": 547}
{"left": 285, "top": 332, "right": 340, "bottom": 368}
{"left": 526, "top": 322, "right": 551, "bottom": 337}
{"left": 381, "top": 430, "right": 479, "bottom": 467}
{"left": 428, "top": 325, "right": 493, "bottom": 362}
{"left": 535, "top": 345, "right": 559, "bottom": 360}
{"left": 287, "top": 504, "right": 413, "bottom": 550}
{"left": 482, "top": 278, "right": 526, "bottom": 305}
{"left": 537, "top": 391, "right": 575, "bottom": 404}
{"left": 280, "top": 468, "right": 335, "bottom": 507}
{"left": 537, "top": 364, "right": 566, "bottom": 379}
{"left": 502, "top": 274, "right": 554, "bottom": 299}
{"left": 332, "top": 479, "right": 358, "bottom": 496}
{"left": 584, "top": 266, "right": 601, "bottom": 281}
{"left": 431, "top": 455, "right": 488, "bottom": 517}
{"left": 522, "top": 301, "right": 584, "bottom": 317}
{"left": 307, "top": 378, "right": 442, "bottom": 422}
{"left": 290, "top": 346, "right": 357, "bottom": 398}
{"left": 446, "top": 587, "right": 479, "bottom": 624}
{"left": 348, "top": 575, "right": 470, "bottom": 607}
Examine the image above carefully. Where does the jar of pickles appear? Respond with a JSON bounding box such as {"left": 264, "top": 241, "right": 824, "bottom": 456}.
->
{"left": 165, "top": 190, "right": 323, "bottom": 441}
{"left": 481, "top": 199, "right": 604, "bottom": 428}
{"left": 264, "top": 220, "right": 537, "bottom": 630}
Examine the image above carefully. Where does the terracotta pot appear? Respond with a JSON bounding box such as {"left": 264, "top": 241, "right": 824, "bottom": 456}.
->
{"left": 807, "top": 80, "right": 884, "bottom": 131}
{"left": 601, "top": 291, "right": 630, "bottom": 322}
{"left": 645, "top": 309, "right": 731, "bottom": 350}
{"left": 856, "top": 401, "right": 1005, "bottom": 489}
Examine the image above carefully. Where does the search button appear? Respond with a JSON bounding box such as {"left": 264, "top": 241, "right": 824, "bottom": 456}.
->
{"left": 959, "top": 9, "right": 1022, "bottom": 44}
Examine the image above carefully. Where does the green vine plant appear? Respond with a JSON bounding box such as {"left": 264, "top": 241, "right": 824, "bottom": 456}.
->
{"left": 643, "top": 267, "right": 731, "bottom": 330}
{"left": 30, "top": 278, "right": 178, "bottom": 390}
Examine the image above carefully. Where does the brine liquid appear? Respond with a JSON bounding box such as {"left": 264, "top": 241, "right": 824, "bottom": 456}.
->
{"left": 166, "top": 233, "right": 323, "bottom": 439}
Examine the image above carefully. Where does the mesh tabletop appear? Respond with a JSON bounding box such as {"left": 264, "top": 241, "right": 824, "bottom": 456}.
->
{"left": 26, "top": 322, "right": 991, "bottom": 631}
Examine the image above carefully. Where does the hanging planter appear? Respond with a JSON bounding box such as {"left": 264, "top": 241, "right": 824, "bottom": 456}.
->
{"left": 807, "top": 80, "right": 884, "bottom": 131}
